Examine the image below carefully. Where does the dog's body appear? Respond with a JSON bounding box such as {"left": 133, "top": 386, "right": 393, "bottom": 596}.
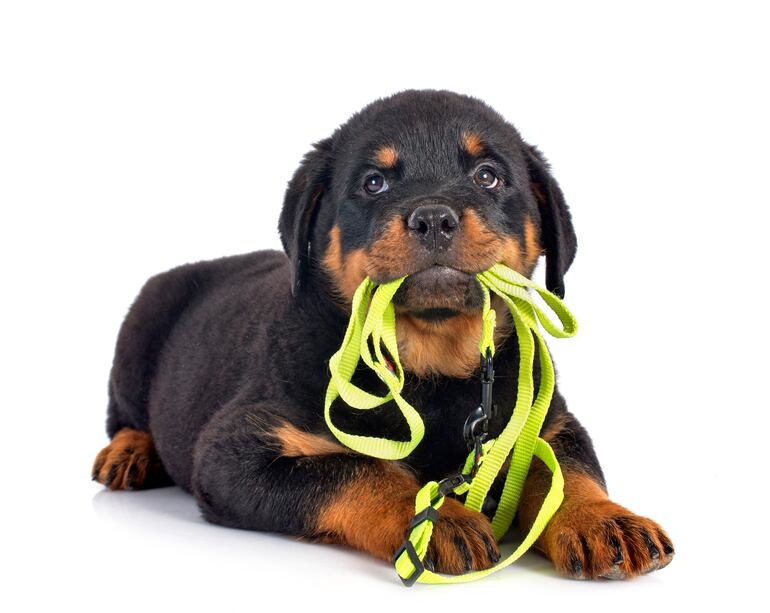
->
{"left": 94, "top": 91, "right": 673, "bottom": 579}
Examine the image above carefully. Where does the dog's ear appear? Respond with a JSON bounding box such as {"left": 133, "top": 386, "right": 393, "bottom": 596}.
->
{"left": 279, "top": 138, "right": 333, "bottom": 295}
{"left": 524, "top": 145, "right": 577, "bottom": 298}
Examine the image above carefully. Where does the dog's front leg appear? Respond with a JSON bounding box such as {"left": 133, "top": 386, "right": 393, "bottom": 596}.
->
{"left": 191, "top": 403, "right": 500, "bottom": 574}
{"left": 516, "top": 409, "right": 674, "bottom": 579}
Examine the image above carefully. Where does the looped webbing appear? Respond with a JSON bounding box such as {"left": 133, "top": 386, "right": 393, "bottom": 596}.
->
{"left": 323, "top": 263, "right": 577, "bottom": 583}
{"left": 323, "top": 276, "right": 426, "bottom": 460}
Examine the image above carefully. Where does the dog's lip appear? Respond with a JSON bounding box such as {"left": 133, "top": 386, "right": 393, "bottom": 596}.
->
{"left": 371, "top": 265, "right": 476, "bottom": 285}
{"left": 406, "top": 265, "right": 473, "bottom": 283}
{"left": 389, "top": 264, "right": 485, "bottom": 313}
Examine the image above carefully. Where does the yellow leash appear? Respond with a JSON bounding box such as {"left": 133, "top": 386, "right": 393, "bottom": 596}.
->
{"left": 324, "top": 264, "right": 577, "bottom": 584}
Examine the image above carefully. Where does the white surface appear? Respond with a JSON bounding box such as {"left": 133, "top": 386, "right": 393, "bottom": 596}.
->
{"left": 1, "top": 1, "right": 768, "bottom": 611}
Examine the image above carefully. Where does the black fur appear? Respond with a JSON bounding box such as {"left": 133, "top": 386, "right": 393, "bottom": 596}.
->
{"left": 102, "top": 90, "right": 599, "bottom": 542}
{"left": 524, "top": 145, "right": 577, "bottom": 299}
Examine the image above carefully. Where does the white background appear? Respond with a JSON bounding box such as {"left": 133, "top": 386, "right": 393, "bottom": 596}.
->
{"left": 1, "top": 1, "right": 768, "bottom": 611}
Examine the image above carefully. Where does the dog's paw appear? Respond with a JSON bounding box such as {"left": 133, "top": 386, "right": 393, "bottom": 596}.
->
{"left": 92, "top": 428, "right": 170, "bottom": 490}
{"left": 425, "top": 497, "right": 500, "bottom": 574}
{"left": 542, "top": 499, "right": 674, "bottom": 580}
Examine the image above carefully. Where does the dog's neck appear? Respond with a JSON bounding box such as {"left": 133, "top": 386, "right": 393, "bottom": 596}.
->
{"left": 395, "top": 297, "right": 511, "bottom": 379}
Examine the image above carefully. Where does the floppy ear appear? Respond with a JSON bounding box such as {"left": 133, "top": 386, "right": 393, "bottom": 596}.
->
{"left": 524, "top": 145, "right": 577, "bottom": 298}
{"left": 279, "top": 138, "right": 333, "bottom": 295}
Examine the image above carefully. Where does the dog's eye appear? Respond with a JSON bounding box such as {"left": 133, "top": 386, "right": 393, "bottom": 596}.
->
{"left": 364, "top": 173, "right": 389, "bottom": 194}
{"left": 473, "top": 167, "right": 500, "bottom": 189}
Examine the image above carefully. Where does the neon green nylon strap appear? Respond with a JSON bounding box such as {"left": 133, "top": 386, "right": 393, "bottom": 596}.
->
{"left": 324, "top": 263, "right": 577, "bottom": 584}
{"left": 323, "top": 276, "right": 422, "bottom": 460}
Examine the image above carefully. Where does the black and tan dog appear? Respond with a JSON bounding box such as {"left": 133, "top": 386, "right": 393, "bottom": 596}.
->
{"left": 93, "top": 90, "right": 673, "bottom": 580}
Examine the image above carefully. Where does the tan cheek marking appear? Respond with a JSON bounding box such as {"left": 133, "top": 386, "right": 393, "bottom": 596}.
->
{"left": 340, "top": 250, "right": 369, "bottom": 301}
{"left": 322, "top": 225, "right": 370, "bottom": 303}
{"left": 524, "top": 218, "right": 542, "bottom": 272}
{"left": 500, "top": 237, "right": 524, "bottom": 273}
{"left": 374, "top": 145, "right": 398, "bottom": 168}
{"left": 274, "top": 422, "right": 349, "bottom": 457}
{"left": 461, "top": 209, "right": 497, "bottom": 243}
{"left": 457, "top": 211, "right": 539, "bottom": 276}
{"left": 367, "top": 216, "right": 415, "bottom": 279}
{"left": 462, "top": 132, "right": 485, "bottom": 157}
{"left": 454, "top": 209, "right": 503, "bottom": 271}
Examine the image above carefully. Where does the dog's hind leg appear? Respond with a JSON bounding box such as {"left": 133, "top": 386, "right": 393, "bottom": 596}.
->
{"left": 94, "top": 264, "right": 202, "bottom": 489}
{"left": 92, "top": 427, "right": 173, "bottom": 490}
{"left": 105, "top": 264, "right": 203, "bottom": 437}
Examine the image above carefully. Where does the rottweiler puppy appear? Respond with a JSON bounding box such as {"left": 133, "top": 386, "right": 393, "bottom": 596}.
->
{"left": 93, "top": 90, "right": 673, "bottom": 580}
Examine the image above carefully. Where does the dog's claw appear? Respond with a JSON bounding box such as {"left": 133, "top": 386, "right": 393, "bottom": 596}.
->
{"left": 642, "top": 530, "right": 660, "bottom": 560}
{"left": 569, "top": 552, "right": 583, "bottom": 578}
{"left": 610, "top": 536, "right": 624, "bottom": 565}
{"left": 484, "top": 535, "right": 500, "bottom": 564}
{"left": 660, "top": 534, "right": 675, "bottom": 556}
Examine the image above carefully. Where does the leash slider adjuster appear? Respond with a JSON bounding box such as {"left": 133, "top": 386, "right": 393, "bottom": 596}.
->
{"left": 393, "top": 540, "right": 424, "bottom": 587}
{"left": 408, "top": 506, "right": 439, "bottom": 531}
{"left": 435, "top": 473, "right": 468, "bottom": 499}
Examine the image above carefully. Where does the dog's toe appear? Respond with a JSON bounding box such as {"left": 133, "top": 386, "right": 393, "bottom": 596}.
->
{"left": 426, "top": 498, "right": 500, "bottom": 575}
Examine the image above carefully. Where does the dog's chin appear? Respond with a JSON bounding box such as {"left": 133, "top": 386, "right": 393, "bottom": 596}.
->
{"left": 390, "top": 266, "right": 484, "bottom": 321}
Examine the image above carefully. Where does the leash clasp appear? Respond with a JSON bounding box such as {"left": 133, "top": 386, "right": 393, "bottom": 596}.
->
{"left": 480, "top": 348, "right": 495, "bottom": 419}
{"left": 463, "top": 405, "right": 487, "bottom": 449}
{"left": 461, "top": 350, "right": 496, "bottom": 478}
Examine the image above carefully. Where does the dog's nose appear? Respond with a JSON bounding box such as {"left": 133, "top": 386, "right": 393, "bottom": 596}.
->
{"left": 407, "top": 204, "right": 459, "bottom": 250}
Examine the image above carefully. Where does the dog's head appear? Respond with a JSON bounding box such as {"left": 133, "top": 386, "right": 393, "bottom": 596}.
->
{"left": 279, "top": 90, "right": 576, "bottom": 377}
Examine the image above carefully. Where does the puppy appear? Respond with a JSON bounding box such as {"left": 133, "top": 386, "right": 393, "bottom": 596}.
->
{"left": 93, "top": 90, "right": 673, "bottom": 580}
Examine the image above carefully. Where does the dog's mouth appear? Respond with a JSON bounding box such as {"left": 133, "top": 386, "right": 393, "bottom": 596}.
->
{"left": 390, "top": 265, "right": 484, "bottom": 320}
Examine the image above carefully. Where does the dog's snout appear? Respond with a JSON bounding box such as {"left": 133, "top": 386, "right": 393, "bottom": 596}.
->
{"left": 407, "top": 204, "right": 459, "bottom": 250}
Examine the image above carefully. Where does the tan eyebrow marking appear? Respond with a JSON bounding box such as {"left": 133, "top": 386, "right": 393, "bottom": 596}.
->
{"left": 461, "top": 132, "right": 485, "bottom": 157}
{"left": 373, "top": 145, "right": 399, "bottom": 168}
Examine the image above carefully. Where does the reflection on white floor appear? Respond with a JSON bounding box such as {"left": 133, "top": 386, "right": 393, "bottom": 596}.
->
{"left": 91, "top": 484, "right": 561, "bottom": 581}
{"left": 92, "top": 486, "right": 204, "bottom": 525}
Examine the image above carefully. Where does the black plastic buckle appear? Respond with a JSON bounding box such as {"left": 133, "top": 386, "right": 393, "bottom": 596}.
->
{"left": 393, "top": 540, "right": 424, "bottom": 587}
{"left": 409, "top": 505, "right": 439, "bottom": 531}
{"left": 435, "top": 473, "right": 468, "bottom": 500}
